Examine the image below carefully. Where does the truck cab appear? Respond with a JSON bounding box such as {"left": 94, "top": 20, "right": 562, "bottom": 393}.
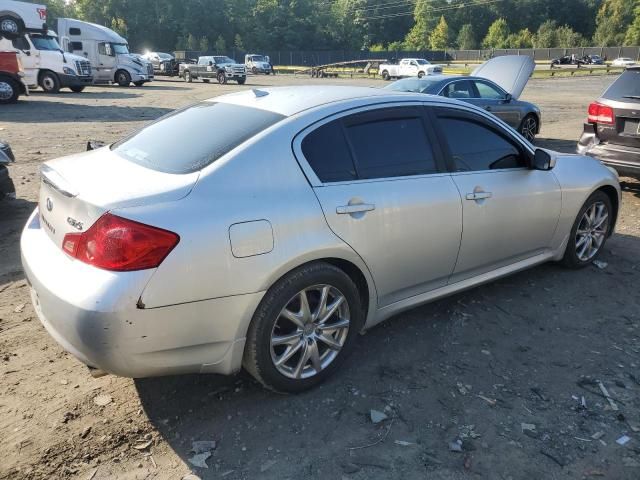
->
{"left": 58, "top": 18, "right": 153, "bottom": 87}
{"left": 2, "top": 31, "right": 93, "bottom": 93}
{"left": 245, "top": 54, "right": 272, "bottom": 74}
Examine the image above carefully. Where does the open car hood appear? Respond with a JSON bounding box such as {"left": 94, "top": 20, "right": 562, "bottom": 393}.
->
{"left": 471, "top": 55, "right": 535, "bottom": 100}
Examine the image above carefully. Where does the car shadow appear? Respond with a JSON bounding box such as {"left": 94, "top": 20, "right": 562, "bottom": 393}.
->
{"left": 134, "top": 231, "right": 640, "bottom": 479}
{"left": 0, "top": 197, "right": 37, "bottom": 281}
{"left": 26, "top": 90, "right": 141, "bottom": 100}
{"left": 0, "top": 100, "right": 173, "bottom": 123}
{"left": 620, "top": 178, "right": 640, "bottom": 198}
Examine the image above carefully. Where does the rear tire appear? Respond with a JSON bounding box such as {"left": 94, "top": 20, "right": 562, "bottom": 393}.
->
{"left": 418, "top": 71, "right": 425, "bottom": 78}
{"left": 561, "top": 191, "right": 612, "bottom": 269}
{"left": 184, "top": 71, "right": 192, "bottom": 83}
{"left": 115, "top": 70, "right": 131, "bottom": 87}
{"left": 0, "top": 77, "right": 19, "bottom": 104}
{"left": 39, "top": 71, "right": 60, "bottom": 93}
{"left": 381, "top": 70, "right": 390, "bottom": 81}
{"left": 243, "top": 262, "right": 363, "bottom": 393}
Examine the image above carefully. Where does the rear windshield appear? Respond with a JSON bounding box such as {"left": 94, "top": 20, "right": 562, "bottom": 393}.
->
{"left": 603, "top": 69, "right": 640, "bottom": 102}
{"left": 384, "top": 78, "right": 442, "bottom": 94}
{"left": 112, "top": 102, "right": 285, "bottom": 174}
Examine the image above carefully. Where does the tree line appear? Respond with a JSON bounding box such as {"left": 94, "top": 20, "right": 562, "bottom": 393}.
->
{"left": 29, "top": 0, "right": 640, "bottom": 53}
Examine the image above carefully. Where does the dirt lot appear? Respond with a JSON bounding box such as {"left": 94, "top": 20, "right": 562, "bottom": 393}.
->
{"left": 1, "top": 74, "right": 640, "bottom": 480}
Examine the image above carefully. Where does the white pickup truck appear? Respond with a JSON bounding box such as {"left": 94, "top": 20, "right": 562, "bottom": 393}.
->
{"left": 379, "top": 58, "right": 443, "bottom": 80}
{"left": 0, "top": 0, "right": 47, "bottom": 38}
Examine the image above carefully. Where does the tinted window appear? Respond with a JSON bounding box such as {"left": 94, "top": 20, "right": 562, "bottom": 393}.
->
{"left": 70, "top": 41, "right": 83, "bottom": 51}
{"left": 69, "top": 28, "right": 81, "bottom": 35}
{"left": 302, "top": 121, "right": 356, "bottom": 182}
{"left": 474, "top": 81, "right": 505, "bottom": 99}
{"left": 346, "top": 115, "right": 436, "bottom": 179}
{"left": 442, "top": 80, "right": 475, "bottom": 99}
{"left": 603, "top": 69, "right": 640, "bottom": 102}
{"left": 12, "top": 36, "right": 30, "bottom": 51}
{"left": 439, "top": 117, "right": 525, "bottom": 171}
{"left": 112, "top": 102, "right": 285, "bottom": 174}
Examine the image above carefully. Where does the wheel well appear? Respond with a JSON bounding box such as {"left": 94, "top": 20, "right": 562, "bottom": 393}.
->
{"left": 38, "top": 70, "right": 57, "bottom": 82}
{"left": 114, "top": 69, "right": 129, "bottom": 80}
{"left": 322, "top": 258, "right": 370, "bottom": 319}
{"left": 597, "top": 185, "right": 619, "bottom": 235}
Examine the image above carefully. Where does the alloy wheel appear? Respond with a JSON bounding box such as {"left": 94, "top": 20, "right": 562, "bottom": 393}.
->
{"left": 0, "top": 19, "right": 18, "bottom": 34}
{"left": 575, "top": 201, "right": 609, "bottom": 261}
{"left": 520, "top": 116, "right": 537, "bottom": 142}
{"left": 270, "top": 284, "right": 350, "bottom": 380}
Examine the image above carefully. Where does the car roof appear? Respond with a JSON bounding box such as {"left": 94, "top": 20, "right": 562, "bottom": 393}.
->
{"left": 211, "top": 86, "right": 445, "bottom": 116}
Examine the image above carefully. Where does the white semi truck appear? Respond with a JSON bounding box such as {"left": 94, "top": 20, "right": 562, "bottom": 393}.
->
{"left": 0, "top": 1, "right": 93, "bottom": 93}
{"left": 58, "top": 18, "right": 153, "bottom": 87}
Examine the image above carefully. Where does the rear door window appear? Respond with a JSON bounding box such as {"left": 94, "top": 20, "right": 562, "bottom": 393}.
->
{"left": 301, "top": 121, "right": 356, "bottom": 182}
{"left": 602, "top": 70, "right": 640, "bottom": 102}
{"left": 112, "top": 102, "right": 285, "bottom": 174}
{"left": 344, "top": 112, "right": 437, "bottom": 179}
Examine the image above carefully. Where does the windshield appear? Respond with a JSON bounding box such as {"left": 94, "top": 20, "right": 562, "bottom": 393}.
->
{"left": 416, "top": 59, "right": 430, "bottom": 65}
{"left": 30, "top": 34, "right": 61, "bottom": 51}
{"left": 214, "top": 56, "right": 235, "bottom": 64}
{"left": 158, "top": 53, "right": 173, "bottom": 59}
{"left": 113, "top": 43, "right": 129, "bottom": 55}
{"left": 250, "top": 55, "right": 266, "bottom": 62}
{"left": 112, "top": 102, "right": 285, "bottom": 174}
{"left": 384, "top": 77, "right": 441, "bottom": 94}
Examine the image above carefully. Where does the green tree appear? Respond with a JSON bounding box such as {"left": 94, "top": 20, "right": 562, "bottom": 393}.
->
{"left": 456, "top": 24, "right": 477, "bottom": 49}
{"left": 594, "top": 0, "right": 636, "bottom": 46}
{"left": 430, "top": 15, "right": 450, "bottom": 49}
{"left": 482, "top": 18, "right": 509, "bottom": 49}
{"left": 199, "top": 36, "right": 209, "bottom": 52}
{"left": 556, "top": 25, "right": 586, "bottom": 47}
{"left": 214, "top": 35, "right": 226, "bottom": 52}
{"left": 186, "top": 33, "right": 198, "bottom": 51}
{"left": 405, "top": 0, "right": 446, "bottom": 50}
{"left": 506, "top": 28, "right": 534, "bottom": 48}
{"left": 625, "top": 4, "right": 640, "bottom": 44}
{"left": 533, "top": 20, "right": 557, "bottom": 47}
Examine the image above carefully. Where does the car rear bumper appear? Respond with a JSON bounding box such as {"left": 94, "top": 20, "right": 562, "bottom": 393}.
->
{"left": 21, "top": 208, "right": 263, "bottom": 378}
{"left": 578, "top": 123, "right": 640, "bottom": 176}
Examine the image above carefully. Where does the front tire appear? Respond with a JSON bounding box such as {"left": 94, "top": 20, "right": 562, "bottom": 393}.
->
{"left": 217, "top": 71, "right": 227, "bottom": 84}
{"left": 237, "top": 77, "right": 246, "bottom": 85}
{"left": 381, "top": 70, "right": 390, "bottom": 81}
{"left": 69, "top": 86, "right": 85, "bottom": 93}
{"left": 115, "top": 70, "right": 131, "bottom": 87}
{"left": 39, "top": 71, "right": 60, "bottom": 93}
{"left": 418, "top": 71, "right": 425, "bottom": 78}
{"left": 0, "top": 77, "right": 19, "bottom": 104}
{"left": 184, "top": 71, "right": 192, "bottom": 83}
{"left": 243, "top": 262, "right": 363, "bottom": 393}
{"left": 519, "top": 114, "right": 538, "bottom": 142}
{"left": 133, "top": 81, "right": 144, "bottom": 87}
{"left": 562, "top": 191, "right": 612, "bottom": 269}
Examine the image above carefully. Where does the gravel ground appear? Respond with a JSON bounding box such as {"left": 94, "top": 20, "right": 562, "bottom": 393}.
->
{"left": 1, "top": 74, "right": 639, "bottom": 480}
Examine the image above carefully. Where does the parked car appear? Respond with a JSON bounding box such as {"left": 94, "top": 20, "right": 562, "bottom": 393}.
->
{"left": 0, "top": 140, "right": 16, "bottom": 200}
{"left": 551, "top": 54, "right": 585, "bottom": 67}
{"left": 586, "top": 54, "right": 604, "bottom": 65}
{"left": 245, "top": 54, "right": 272, "bottom": 74}
{"left": 180, "top": 55, "right": 246, "bottom": 84}
{"left": 385, "top": 55, "right": 540, "bottom": 141}
{"left": 577, "top": 66, "right": 640, "bottom": 177}
{"left": 142, "top": 51, "right": 176, "bottom": 76}
{"left": 379, "top": 58, "right": 443, "bottom": 80}
{"left": 0, "top": 50, "right": 28, "bottom": 103}
{"left": 21, "top": 86, "right": 620, "bottom": 392}
{"left": 611, "top": 57, "right": 636, "bottom": 67}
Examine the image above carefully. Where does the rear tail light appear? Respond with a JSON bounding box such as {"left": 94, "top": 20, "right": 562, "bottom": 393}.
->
{"left": 63, "top": 213, "right": 179, "bottom": 271}
{"left": 588, "top": 102, "right": 615, "bottom": 125}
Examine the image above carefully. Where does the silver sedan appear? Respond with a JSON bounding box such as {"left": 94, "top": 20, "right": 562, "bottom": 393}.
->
{"left": 21, "top": 86, "right": 620, "bottom": 392}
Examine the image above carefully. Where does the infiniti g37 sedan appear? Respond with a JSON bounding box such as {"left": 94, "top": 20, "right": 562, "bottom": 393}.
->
{"left": 21, "top": 86, "right": 621, "bottom": 392}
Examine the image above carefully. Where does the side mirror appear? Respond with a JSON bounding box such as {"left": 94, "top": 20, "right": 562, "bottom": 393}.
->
{"left": 532, "top": 149, "right": 553, "bottom": 170}
{"left": 24, "top": 50, "right": 31, "bottom": 56}
{"left": 504, "top": 93, "right": 512, "bottom": 103}
{"left": 208, "top": 61, "right": 213, "bottom": 66}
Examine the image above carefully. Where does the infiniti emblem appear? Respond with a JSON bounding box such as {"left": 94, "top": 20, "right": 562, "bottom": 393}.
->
{"left": 46, "top": 197, "right": 53, "bottom": 212}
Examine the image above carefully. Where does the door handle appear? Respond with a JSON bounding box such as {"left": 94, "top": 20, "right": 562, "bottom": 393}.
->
{"left": 466, "top": 191, "right": 492, "bottom": 201}
{"left": 336, "top": 203, "right": 375, "bottom": 215}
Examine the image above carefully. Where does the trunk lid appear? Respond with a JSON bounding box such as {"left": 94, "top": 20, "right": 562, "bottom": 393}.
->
{"left": 38, "top": 147, "right": 198, "bottom": 248}
{"left": 471, "top": 55, "right": 535, "bottom": 100}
